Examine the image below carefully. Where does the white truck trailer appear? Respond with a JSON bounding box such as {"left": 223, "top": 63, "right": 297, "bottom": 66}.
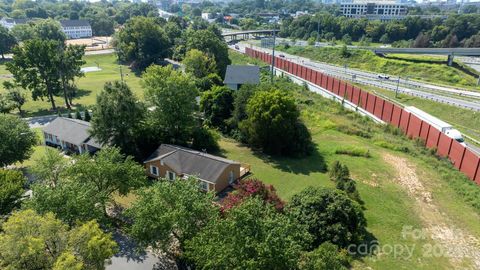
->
{"left": 404, "top": 106, "right": 466, "bottom": 146}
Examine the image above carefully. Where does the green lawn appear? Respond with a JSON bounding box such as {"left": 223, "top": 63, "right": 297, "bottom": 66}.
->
{"left": 221, "top": 51, "right": 480, "bottom": 269}
{"left": 0, "top": 54, "right": 143, "bottom": 117}
{"left": 14, "top": 50, "right": 480, "bottom": 269}
{"left": 275, "top": 45, "right": 480, "bottom": 90}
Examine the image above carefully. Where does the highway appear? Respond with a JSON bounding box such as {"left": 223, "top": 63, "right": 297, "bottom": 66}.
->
{"left": 232, "top": 43, "right": 480, "bottom": 155}
{"left": 240, "top": 44, "right": 480, "bottom": 111}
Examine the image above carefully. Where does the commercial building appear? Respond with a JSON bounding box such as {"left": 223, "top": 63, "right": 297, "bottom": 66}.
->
{"left": 340, "top": 1, "right": 408, "bottom": 20}
{"left": 59, "top": 20, "right": 92, "bottom": 39}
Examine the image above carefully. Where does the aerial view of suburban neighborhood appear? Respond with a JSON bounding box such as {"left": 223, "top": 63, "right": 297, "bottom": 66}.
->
{"left": 1, "top": 0, "right": 480, "bottom": 269}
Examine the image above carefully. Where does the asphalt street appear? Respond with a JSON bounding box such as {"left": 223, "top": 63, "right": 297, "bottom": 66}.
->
{"left": 232, "top": 43, "right": 480, "bottom": 155}
{"left": 241, "top": 44, "right": 480, "bottom": 111}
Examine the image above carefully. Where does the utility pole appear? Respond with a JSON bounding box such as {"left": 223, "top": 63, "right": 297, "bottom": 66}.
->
{"left": 395, "top": 76, "right": 400, "bottom": 98}
{"left": 270, "top": 27, "right": 276, "bottom": 84}
{"left": 119, "top": 65, "right": 124, "bottom": 82}
{"left": 316, "top": 16, "right": 320, "bottom": 45}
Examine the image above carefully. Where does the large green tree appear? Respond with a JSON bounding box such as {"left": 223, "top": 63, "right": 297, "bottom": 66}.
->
{"left": 90, "top": 81, "right": 145, "bottom": 156}
{"left": 127, "top": 179, "right": 218, "bottom": 260}
{"left": 287, "top": 187, "right": 366, "bottom": 249}
{"left": 0, "top": 209, "right": 117, "bottom": 270}
{"left": 200, "top": 85, "right": 234, "bottom": 131}
{"left": 7, "top": 39, "right": 62, "bottom": 110}
{"left": 67, "top": 147, "right": 146, "bottom": 216}
{"left": 185, "top": 29, "right": 231, "bottom": 77}
{"left": 58, "top": 45, "right": 86, "bottom": 109}
{"left": 34, "top": 19, "right": 66, "bottom": 43}
{"left": 143, "top": 65, "right": 198, "bottom": 145}
{"left": 240, "top": 89, "right": 312, "bottom": 156}
{"left": 114, "top": 16, "right": 170, "bottom": 69}
{"left": 185, "top": 198, "right": 311, "bottom": 269}
{"left": 0, "top": 114, "right": 37, "bottom": 166}
{"left": 0, "top": 25, "right": 16, "bottom": 59}
{"left": 0, "top": 169, "right": 25, "bottom": 215}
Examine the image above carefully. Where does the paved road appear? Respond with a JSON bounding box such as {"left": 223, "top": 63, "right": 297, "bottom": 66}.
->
{"left": 233, "top": 44, "right": 480, "bottom": 155}
{"left": 242, "top": 44, "right": 480, "bottom": 111}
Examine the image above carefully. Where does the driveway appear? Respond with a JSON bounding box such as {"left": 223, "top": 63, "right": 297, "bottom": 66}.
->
{"left": 107, "top": 231, "right": 176, "bottom": 270}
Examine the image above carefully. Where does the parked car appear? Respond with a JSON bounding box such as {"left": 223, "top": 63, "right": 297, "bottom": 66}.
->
{"left": 234, "top": 45, "right": 240, "bottom": 50}
{"left": 377, "top": 74, "right": 390, "bottom": 80}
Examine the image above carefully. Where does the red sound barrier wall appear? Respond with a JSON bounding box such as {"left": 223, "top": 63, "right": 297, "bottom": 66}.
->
{"left": 247, "top": 48, "right": 480, "bottom": 185}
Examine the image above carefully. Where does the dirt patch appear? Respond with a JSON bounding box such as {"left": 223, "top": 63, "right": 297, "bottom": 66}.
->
{"left": 383, "top": 153, "right": 480, "bottom": 269}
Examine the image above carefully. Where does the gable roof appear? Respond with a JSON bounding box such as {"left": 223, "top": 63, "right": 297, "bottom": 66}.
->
{"left": 144, "top": 144, "right": 240, "bottom": 183}
{"left": 42, "top": 117, "right": 101, "bottom": 148}
{"left": 60, "top": 20, "right": 91, "bottom": 27}
{"left": 223, "top": 65, "right": 260, "bottom": 85}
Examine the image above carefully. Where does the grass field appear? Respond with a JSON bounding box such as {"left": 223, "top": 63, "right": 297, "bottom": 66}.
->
{"left": 0, "top": 54, "right": 143, "bottom": 117}
{"left": 15, "top": 50, "right": 480, "bottom": 269}
{"left": 275, "top": 45, "right": 480, "bottom": 90}
{"left": 220, "top": 51, "right": 480, "bottom": 269}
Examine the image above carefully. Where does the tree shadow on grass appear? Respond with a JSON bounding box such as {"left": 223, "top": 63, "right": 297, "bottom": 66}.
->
{"left": 252, "top": 144, "right": 328, "bottom": 175}
{"left": 349, "top": 230, "right": 379, "bottom": 263}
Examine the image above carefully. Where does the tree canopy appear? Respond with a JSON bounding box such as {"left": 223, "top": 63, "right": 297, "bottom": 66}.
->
{"left": 90, "top": 81, "right": 145, "bottom": 157}
{"left": 114, "top": 16, "right": 170, "bottom": 69}
{"left": 200, "top": 85, "right": 234, "bottom": 131}
{"left": 185, "top": 197, "right": 311, "bottom": 269}
{"left": 0, "top": 114, "right": 37, "bottom": 166}
{"left": 185, "top": 28, "right": 231, "bottom": 77}
{"left": 127, "top": 179, "right": 218, "bottom": 259}
{"left": 240, "top": 89, "right": 312, "bottom": 156}
{"left": 0, "top": 169, "right": 25, "bottom": 215}
{"left": 0, "top": 209, "right": 117, "bottom": 270}
{"left": 287, "top": 187, "right": 367, "bottom": 249}
{"left": 0, "top": 25, "right": 16, "bottom": 59}
{"left": 143, "top": 65, "right": 198, "bottom": 145}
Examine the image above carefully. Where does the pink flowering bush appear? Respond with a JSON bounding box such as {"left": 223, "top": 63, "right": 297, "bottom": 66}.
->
{"left": 221, "top": 178, "right": 284, "bottom": 213}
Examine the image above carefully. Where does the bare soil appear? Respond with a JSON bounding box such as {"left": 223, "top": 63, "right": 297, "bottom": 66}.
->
{"left": 383, "top": 153, "right": 480, "bottom": 269}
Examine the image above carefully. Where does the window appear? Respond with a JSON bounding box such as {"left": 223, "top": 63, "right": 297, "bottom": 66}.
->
{"left": 229, "top": 171, "right": 234, "bottom": 184}
{"left": 166, "top": 171, "right": 176, "bottom": 181}
{"left": 199, "top": 181, "right": 209, "bottom": 191}
{"left": 150, "top": 165, "right": 159, "bottom": 176}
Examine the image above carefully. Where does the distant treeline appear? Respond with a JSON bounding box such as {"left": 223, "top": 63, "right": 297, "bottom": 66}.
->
{"left": 279, "top": 13, "right": 480, "bottom": 48}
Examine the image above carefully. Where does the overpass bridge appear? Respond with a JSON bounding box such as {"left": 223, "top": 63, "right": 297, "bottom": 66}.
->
{"left": 222, "top": 29, "right": 279, "bottom": 42}
{"left": 373, "top": 47, "right": 480, "bottom": 66}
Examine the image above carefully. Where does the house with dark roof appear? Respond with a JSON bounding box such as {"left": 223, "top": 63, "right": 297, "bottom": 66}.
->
{"left": 223, "top": 65, "right": 260, "bottom": 90}
{"left": 144, "top": 144, "right": 250, "bottom": 192}
{"left": 42, "top": 117, "right": 101, "bottom": 154}
{"left": 60, "top": 20, "right": 92, "bottom": 39}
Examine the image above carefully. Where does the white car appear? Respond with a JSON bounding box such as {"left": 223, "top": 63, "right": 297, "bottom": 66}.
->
{"left": 377, "top": 74, "right": 390, "bottom": 80}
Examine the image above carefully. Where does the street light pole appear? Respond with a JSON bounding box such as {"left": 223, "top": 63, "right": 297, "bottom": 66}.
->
{"left": 395, "top": 76, "right": 400, "bottom": 98}
{"left": 270, "top": 27, "right": 276, "bottom": 84}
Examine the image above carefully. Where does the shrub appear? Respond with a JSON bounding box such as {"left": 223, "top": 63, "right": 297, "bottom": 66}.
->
{"left": 287, "top": 187, "right": 366, "bottom": 249}
{"left": 329, "top": 161, "right": 361, "bottom": 203}
{"left": 335, "top": 146, "right": 370, "bottom": 158}
{"left": 336, "top": 125, "right": 372, "bottom": 138}
{"left": 221, "top": 178, "right": 284, "bottom": 212}
{"left": 190, "top": 126, "right": 220, "bottom": 153}
{"left": 298, "top": 242, "right": 350, "bottom": 270}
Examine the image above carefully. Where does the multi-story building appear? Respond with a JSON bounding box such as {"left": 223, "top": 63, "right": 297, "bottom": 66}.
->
{"left": 340, "top": 1, "right": 408, "bottom": 20}
{"left": 60, "top": 20, "right": 92, "bottom": 39}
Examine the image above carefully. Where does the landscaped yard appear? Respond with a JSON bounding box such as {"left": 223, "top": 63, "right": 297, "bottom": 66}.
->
{"left": 17, "top": 50, "right": 480, "bottom": 269}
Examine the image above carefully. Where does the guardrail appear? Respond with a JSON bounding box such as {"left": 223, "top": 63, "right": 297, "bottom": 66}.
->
{"left": 245, "top": 47, "right": 480, "bottom": 185}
